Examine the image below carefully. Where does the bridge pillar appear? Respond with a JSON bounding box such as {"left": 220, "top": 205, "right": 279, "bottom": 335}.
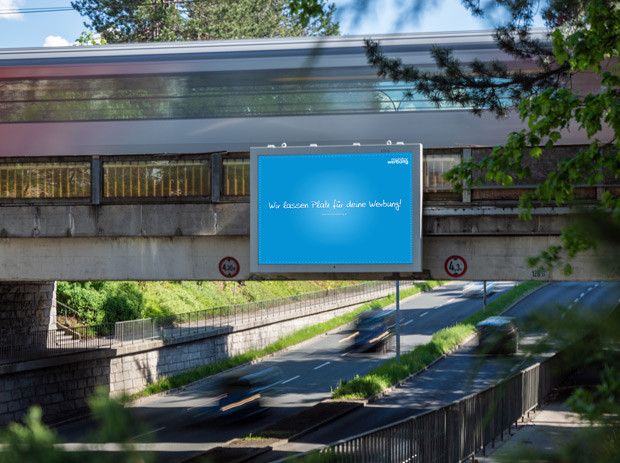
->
{"left": 0, "top": 281, "right": 57, "bottom": 355}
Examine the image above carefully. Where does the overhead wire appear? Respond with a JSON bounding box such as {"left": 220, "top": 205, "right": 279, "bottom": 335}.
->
{"left": 0, "top": 7, "right": 75, "bottom": 15}
{"left": 0, "top": 1, "right": 191, "bottom": 16}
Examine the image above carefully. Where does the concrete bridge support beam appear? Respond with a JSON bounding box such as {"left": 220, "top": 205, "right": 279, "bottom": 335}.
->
{"left": 0, "top": 282, "right": 56, "bottom": 354}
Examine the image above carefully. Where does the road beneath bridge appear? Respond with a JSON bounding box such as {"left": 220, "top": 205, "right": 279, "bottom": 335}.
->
{"left": 54, "top": 281, "right": 620, "bottom": 461}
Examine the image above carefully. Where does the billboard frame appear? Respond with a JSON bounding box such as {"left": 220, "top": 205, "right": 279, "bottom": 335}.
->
{"left": 250, "top": 143, "right": 423, "bottom": 274}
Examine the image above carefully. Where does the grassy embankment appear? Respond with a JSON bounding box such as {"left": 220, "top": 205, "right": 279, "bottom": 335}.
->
{"left": 331, "top": 280, "right": 545, "bottom": 400}
{"left": 57, "top": 280, "right": 357, "bottom": 325}
{"left": 130, "top": 281, "right": 445, "bottom": 400}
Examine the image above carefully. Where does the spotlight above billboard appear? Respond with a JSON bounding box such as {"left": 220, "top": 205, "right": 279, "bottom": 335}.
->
{"left": 250, "top": 144, "right": 422, "bottom": 274}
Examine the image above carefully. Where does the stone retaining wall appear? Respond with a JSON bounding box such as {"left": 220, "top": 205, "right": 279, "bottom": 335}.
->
{"left": 0, "top": 282, "right": 56, "bottom": 348}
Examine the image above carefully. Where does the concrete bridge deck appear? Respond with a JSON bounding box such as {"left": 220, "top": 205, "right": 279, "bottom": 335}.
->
{"left": 0, "top": 201, "right": 613, "bottom": 281}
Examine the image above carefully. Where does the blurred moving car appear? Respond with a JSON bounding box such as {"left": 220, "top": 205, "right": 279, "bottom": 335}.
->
{"left": 476, "top": 316, "right": 519, "bottom": 354}
{"left": 351, "top": 309, "right": 396, "bottom": 352}
{"left": 216, "top": 366, "right": 282, "bottom": 419}
{"left": 463, "top": 281, "right": 497, "bottom": 298}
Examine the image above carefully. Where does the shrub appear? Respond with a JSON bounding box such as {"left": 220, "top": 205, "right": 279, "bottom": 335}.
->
{"left": 101, "top": 282, "right": 145, "bottom": 324}
{"left": 56, "top": 281, "right": 106, "bottom": 325}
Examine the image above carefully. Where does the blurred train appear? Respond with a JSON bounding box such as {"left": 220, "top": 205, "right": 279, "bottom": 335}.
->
{"left": 0, "top": 29, "right": 599, "bottom": 159}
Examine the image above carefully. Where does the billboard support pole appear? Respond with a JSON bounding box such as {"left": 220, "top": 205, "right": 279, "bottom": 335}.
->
{"left": 396, "top": 280, "right": 401, "bottom": 362}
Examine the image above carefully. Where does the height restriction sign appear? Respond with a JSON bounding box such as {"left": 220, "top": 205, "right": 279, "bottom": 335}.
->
{"left": 444, "top": 255, "right": 467, "bottom": 278}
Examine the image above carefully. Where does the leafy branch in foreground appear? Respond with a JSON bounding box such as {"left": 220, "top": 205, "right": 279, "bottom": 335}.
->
{"left": 0, "top": 387, "right": 152, "bottom": 463}
{"left": 359, "top": 0, "right": 619, "bottom": 275}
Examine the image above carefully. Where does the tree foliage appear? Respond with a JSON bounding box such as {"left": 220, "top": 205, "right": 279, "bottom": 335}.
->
{"left": 0, "top": 388, "right": 151, "bottom": 463}
{"left": 71, "top": 0, "right": 339, "bottom": 43}
{"left": 360, "top": 0, "right": 619, "bottom": 276}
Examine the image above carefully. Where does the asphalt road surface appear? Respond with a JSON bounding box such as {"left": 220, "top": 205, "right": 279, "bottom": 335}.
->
{"left": 271, "top": 281, "right": 620, "bottom": 460}
{"left": 55, "top": 281, "right": 620, "bottom": 461}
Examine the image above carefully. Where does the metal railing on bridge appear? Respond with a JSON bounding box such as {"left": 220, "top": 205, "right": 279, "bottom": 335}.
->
{"left": 282, "top": 351, "right": 569, "bottom": 463}
{"left": 0, "top": 281, "right": 418, "bottom": 363}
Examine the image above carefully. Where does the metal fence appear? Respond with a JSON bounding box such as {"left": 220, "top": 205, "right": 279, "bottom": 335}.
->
{"left": 0, "top": 281, "right": 416, "bottom": 363}
{"left": 114, "top": 281, "right": 415, "bottom": 344}
{"left": 284, "top": 351, "right": 569, "bottom": 463}
{"left": 0, "top": 325, "right": 115, "bottom": 362}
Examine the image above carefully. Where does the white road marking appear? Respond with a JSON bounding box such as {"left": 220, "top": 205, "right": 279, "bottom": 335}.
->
{"left": 313, "top": 361, "right": 331, "bottom": 370}
{"left": 580, "top": 292, "right": 585, "bottom": 298}
{"left": 402, "top": 319, "right": 414, "bottom": 326}
{"left": 587, "top": 287, "right": 593, "bottom": 292}
{"left": 573, "top": 298, "right": 579, "bottom": 303}
{"left": 131, "top": 426, "right": 165, "bottom": 440}
{"left": 281, "top": 375, "right": 300, "bottom": 385}
{"left": 419, "top": 311, "right": 429, "bottom": 317}
{"left": 253, "top": 380, "right": 283, "bottom": 393}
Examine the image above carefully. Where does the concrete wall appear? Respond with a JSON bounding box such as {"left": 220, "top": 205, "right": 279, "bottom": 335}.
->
{"left": 0, "top": 200, "right": 613, "bottom": 281}
{"left": 0, "top": 204, "right": 574, "bottom": 239}
{"left": 0, "top": 233, "right": 614, "bottom": 281}
{"left": 0, "top": 300, "right": 359, "bottom": 425}
{"left": 0, "top": 203, "right": 248, "bottom": 238}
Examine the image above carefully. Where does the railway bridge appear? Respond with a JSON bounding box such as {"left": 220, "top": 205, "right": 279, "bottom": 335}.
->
{"left": 0, "top": 31, "right": 616, "bottom": 358}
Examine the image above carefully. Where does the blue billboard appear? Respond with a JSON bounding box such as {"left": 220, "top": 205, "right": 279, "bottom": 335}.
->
{"left": 251, "top": 145, "right": 422, "bottom": 273}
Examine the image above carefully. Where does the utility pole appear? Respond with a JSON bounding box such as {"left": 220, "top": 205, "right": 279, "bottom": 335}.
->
{"left": 395, "top": 280, "right": 401, "bottom": 362}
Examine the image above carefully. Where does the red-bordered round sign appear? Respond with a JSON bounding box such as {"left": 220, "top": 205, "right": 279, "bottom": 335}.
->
{"left": 218, "top": 256, "right": 240, "bottom": 278}
{"left": 444, "top": 255, "right": 467, "bottom": 278}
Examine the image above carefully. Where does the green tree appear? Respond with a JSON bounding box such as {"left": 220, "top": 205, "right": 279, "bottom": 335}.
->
{"left": 101, "top": 282, "right": 146, "bottom": 324}
{"left": 71, "top": 0, "right": 339, "bottom": 43}
{"left": 75, "top": 31, "right": 107, "bottom": 45}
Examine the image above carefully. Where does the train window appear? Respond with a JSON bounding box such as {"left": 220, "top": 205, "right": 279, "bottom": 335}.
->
{"left": 423, "top": 154, "right": 461, "bottom": 192}
{"left": 102, "top": 158, "right": 210, "bottom": 200}
{"left": 0, "top": 162, "right": 90, "bottom": 199}
{"left": 0, "top": 71, "right": 487, "bottom": 123}
{"left": 222, "top": 158, "right": 249, "bottom": 197}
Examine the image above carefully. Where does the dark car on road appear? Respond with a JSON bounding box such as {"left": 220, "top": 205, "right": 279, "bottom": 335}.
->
{"left": 215, "top": 366, "right": 282, "bottom": 420}
{"left": 476, "top": 316, "right": 519, "bottom": 354}
{"left": 351, "top": 309, "right": 396, "bottom": 352}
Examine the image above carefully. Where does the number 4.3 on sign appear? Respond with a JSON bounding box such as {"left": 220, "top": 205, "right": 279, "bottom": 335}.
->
{"left": 444, "top": 255, "right": 467, "bottom": 278}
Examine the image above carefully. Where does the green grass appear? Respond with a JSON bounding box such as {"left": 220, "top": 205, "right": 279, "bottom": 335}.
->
{"left": 58, "top": 280, "right": 361, "bottom": 323}
{"left": 331, "top": 280, "right": 545, "bottom": 400}
{"left": 129, "top": 281, "right": 445, "bottom": 401}
{"left": 139, "top": 280, "right": 359, "bottom": 317}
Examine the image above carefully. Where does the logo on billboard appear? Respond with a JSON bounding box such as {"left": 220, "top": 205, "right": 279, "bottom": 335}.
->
{"left": 387, "top": 157, "right": 409, "bottom": 165}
